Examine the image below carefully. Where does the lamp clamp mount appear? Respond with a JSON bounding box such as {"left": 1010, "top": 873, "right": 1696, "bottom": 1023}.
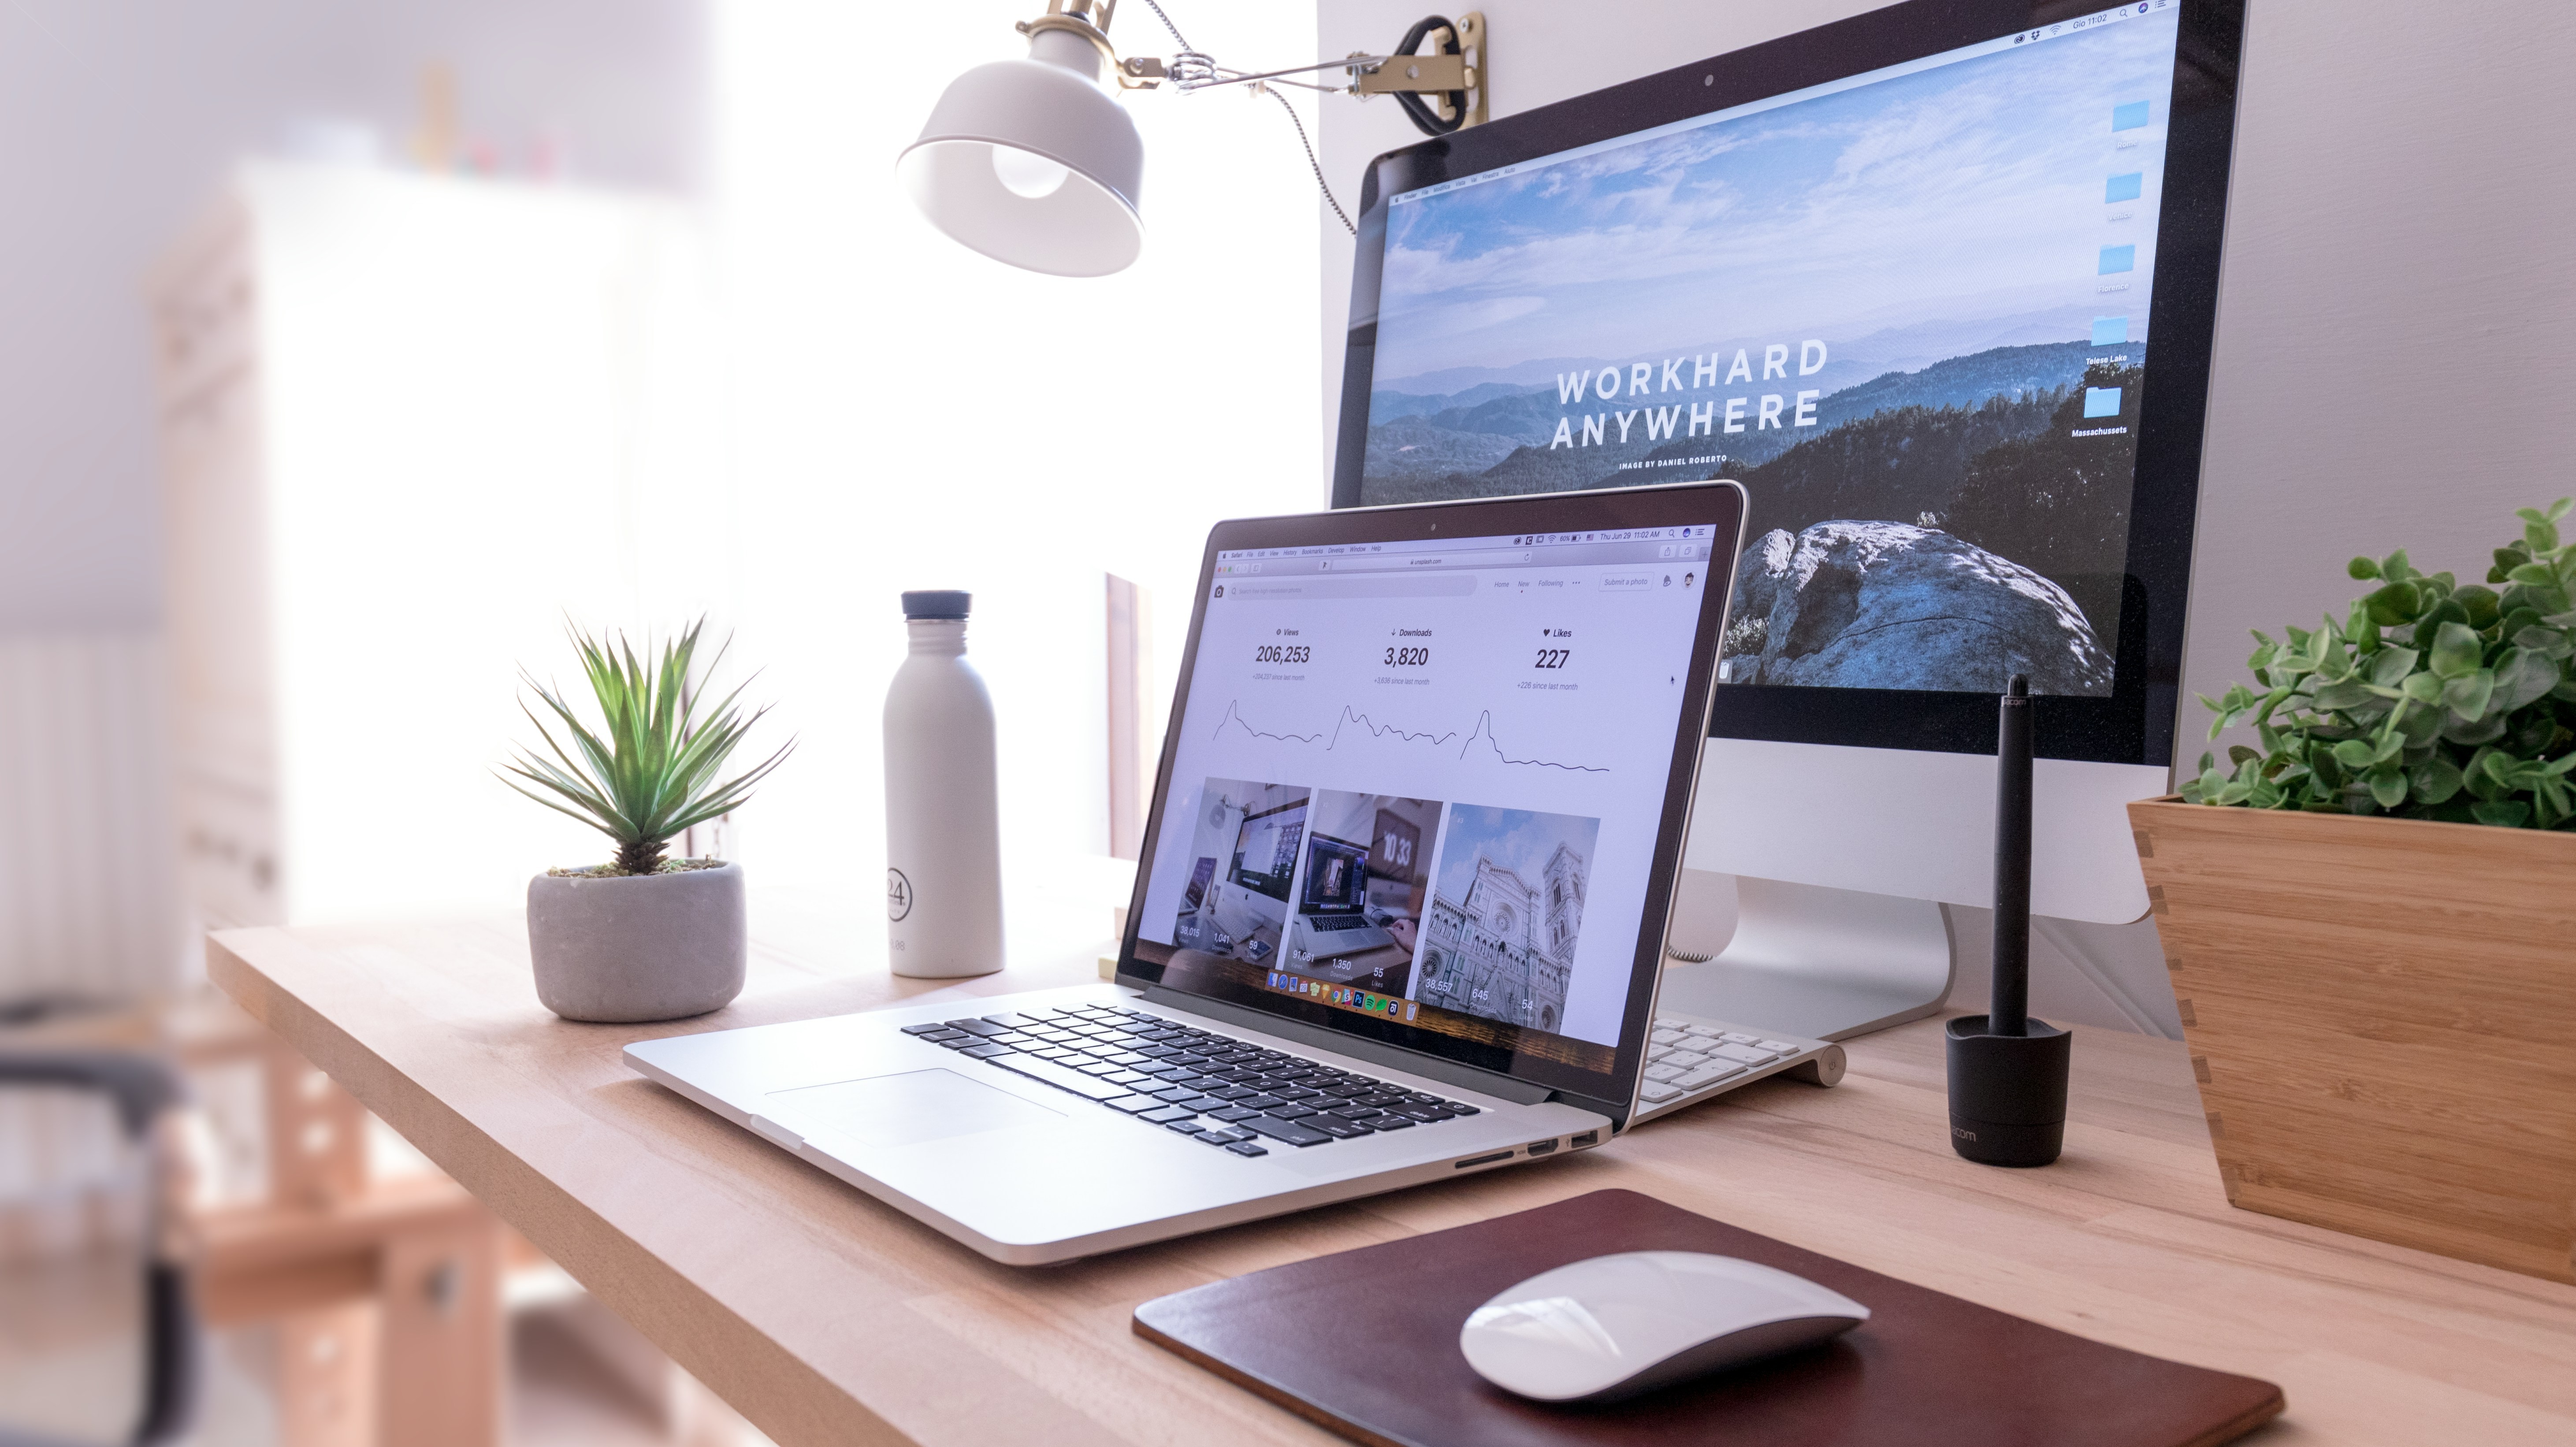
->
{"left": 1033, "top": 0, "right": 1486, "bottom": 136}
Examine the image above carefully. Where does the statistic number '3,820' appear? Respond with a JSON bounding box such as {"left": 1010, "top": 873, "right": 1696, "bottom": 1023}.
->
{"left": 1254, "top": 645, "right": 1311, "bottom": 664}
{"left": 1384, "top": 646, "right": 1431, "bottom": 668}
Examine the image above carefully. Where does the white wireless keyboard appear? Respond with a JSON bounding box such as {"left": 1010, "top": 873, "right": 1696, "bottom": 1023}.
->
{"left": 1628, "top": 1011, "right": 1844, "bottom": 1124}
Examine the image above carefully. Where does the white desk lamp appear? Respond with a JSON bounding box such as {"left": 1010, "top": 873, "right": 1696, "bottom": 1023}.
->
{"left": 900, "top": 0, "right": 1488, "bottom": 277}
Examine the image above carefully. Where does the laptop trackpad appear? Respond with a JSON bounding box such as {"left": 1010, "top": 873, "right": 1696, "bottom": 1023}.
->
{"left": 766, "top": 1068, "right": 1065, "bottom": 1150}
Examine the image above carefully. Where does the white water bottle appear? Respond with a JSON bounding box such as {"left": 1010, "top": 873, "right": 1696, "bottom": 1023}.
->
{"left": 883, "top": 590, "right": 1004, "bottom": 977}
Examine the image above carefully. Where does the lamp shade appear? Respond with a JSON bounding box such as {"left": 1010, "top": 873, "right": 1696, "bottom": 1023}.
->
{"left": 898, "top": 29, "right": 1145, "bottom": 277}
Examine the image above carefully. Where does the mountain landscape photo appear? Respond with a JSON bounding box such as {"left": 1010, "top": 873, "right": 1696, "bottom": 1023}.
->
{"left": 1352, "top": 5, "right": 2183, "bottom": 696}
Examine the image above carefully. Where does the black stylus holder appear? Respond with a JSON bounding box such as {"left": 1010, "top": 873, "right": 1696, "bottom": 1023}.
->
{"left": 1946, "top": 1015, "right": 2070, "bottom": 1166}
{"left": 1947, "top": 675, "right": 2072, "bottom": 1168}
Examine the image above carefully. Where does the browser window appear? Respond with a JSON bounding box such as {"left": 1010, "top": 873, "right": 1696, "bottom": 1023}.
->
{"left": 1135, "top": 524, "right": 1721, "bottom": 1076}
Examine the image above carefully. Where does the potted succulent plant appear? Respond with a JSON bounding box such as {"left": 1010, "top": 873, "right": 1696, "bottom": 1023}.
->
{"left": 502, "top": 620, "right": 792, "bottom": 1024}
{"left": 2130, "top": 501, "right": 2576, "bottom": 1284}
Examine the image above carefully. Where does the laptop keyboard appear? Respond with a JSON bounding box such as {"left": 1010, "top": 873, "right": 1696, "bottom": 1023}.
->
{"left": 901, "top": 1003, "right": 1480, "bottom": 1158}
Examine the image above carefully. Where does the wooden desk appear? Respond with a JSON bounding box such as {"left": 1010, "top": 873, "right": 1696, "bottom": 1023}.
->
{"left": 207, "top": 903, "right": 2576, "bottom": 1447}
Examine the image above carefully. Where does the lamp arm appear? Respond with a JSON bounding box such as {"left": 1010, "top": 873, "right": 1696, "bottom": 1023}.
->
{"left": 1099, "top": 5, "right": 1487, "bottom": 132}
{"left": 1120, "top": 53, "right": 1395, "bottom": 91}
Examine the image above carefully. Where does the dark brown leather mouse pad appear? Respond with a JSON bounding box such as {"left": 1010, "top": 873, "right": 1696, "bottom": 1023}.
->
{"left": 1134, "top": 1189, "right": 2282, "bottom": 1447}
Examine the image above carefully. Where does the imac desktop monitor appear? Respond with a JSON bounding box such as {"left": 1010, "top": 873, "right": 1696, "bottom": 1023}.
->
{"left": 1329, "top": 0, "right": 2247, "bottom": 1037}
{"left": 1232, "top": 798, "right": 1307, "bottom": 901}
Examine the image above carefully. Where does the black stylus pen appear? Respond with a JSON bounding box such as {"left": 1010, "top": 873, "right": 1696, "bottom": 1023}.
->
{"left": 1991, "top": 674, "right": 2032, "bottom": 1038}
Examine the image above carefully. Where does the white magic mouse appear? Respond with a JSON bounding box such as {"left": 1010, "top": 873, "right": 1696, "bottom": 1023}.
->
{"left": 1459, "top": 1251, "right": 1870, "bottom": 1404}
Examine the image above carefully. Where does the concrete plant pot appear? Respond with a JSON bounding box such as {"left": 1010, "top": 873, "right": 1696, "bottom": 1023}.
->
{"left": 526, "top": 861, "right": 746, "bottom": 1023}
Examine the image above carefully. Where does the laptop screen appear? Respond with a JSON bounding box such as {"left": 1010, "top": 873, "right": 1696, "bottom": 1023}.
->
{"left": 1299, "top": 834, "right": 1370, "bottom": 915}
{"left": 1125, "top": 484, "right": 1743, "bottom": 1104}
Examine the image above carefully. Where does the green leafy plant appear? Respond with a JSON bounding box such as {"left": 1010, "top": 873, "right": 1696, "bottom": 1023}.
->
{"left": 502, "top": 620, "right": 793, "bottom": 874}
{"left": 2185, "top": 500, "right": 2576, "bottom": 827}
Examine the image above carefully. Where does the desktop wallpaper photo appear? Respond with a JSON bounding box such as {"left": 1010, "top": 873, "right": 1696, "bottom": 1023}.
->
{"left": 1358, "top": 9, "right": 2182, "bottom": 695}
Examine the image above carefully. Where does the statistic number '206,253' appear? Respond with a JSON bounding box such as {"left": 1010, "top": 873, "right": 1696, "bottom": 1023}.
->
{"left": 1254, "top": 645, "right": 1311, "bottom": 664}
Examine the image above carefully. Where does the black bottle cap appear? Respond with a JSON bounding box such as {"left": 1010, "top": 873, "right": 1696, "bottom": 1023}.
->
{"left": 900, "top": 590, "right": 971, "bottom": 620}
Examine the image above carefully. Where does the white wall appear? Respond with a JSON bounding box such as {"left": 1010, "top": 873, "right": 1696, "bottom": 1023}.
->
{"left": 2168, "top": 1, "right": 2576, "bottom": 758}
{"left": 0, "top": 0, "right": 706, "bottom": 634}
{"left": 1313, "top": 0, "right": 2576, "bottom": 1036}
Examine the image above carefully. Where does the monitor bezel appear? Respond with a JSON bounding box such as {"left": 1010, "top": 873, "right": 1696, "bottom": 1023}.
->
{"left": 1117, "top": 481, "right": 1748, "bottom": 1117}
{"left": 1328, "top": 0, "right": 2246, "bottom": 768}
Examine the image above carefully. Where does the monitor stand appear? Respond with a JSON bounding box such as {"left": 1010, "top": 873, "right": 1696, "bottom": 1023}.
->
{"left": 1654, "top": 871, "right": 1958, "bottom": 1043}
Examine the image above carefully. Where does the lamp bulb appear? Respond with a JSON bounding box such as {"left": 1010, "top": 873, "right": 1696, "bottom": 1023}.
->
{"left": 990, "top": 145, "right": 1072, "bottom": 199}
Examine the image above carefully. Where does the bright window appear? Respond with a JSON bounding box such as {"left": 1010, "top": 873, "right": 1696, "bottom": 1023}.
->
{"left": 712, "top": 1, "right": 1325, "bottom": 953}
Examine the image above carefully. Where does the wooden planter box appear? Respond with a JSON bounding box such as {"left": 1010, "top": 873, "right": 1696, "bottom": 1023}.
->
{"left": 2128, "top": 797, "right": 2576, "bottom": 1283}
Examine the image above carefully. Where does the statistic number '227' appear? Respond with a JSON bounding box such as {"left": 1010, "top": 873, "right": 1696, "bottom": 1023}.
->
{"left": 1254, "top": 645, "right": 1311, "bottom": 664}
{"left": 1534, "top": 648, "right": 1572, "bottom": 670}
{"left": 1384, "top": 646, "right": 1431, "bottom": 667}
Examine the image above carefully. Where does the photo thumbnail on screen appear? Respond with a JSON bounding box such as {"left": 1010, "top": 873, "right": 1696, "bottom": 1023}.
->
{"left": 1170, "top": 778, "right": 1309, "bottom": 966}
{"left": 1281, "top": 793, "right": 1443, "bottom": 996}
{"left": 1415, "top": 804, "right": 1599, "bottom": 1035}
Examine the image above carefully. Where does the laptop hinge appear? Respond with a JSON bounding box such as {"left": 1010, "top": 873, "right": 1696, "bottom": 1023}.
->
{"left": 1140, "top": 986, "right": 1554, "bottom": 1106}
{"left": 1562, "top": 1089, "right": 1630, "bottom": 1134}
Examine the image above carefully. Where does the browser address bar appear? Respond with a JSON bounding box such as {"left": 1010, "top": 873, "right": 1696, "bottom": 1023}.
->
{"left": 1223, "top": 574, "right": 1479, "bottom": 601}
{"left": 1313, "top": 551, "right": 1528, "bottom": 572}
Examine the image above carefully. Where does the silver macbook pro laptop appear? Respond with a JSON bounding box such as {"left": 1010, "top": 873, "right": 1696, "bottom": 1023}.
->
{"left": 626, "top": 481, "right": 1844, "bottom": 1265}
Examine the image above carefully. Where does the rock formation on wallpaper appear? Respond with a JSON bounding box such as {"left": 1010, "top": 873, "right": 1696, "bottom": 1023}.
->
{"left": 1722, "top": 522, "right": 2113, "bottom": 695}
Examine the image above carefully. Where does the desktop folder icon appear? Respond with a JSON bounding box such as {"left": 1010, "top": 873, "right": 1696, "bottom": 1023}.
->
{"left": 2092, "top": 316, "right": 2129, "bottom": 346}
{"left": 2084, "top": 387, "right": 2123, "bottom": 419}
{"left": 2099, "top": 245, "right": 2137, "bottom": 275}
{"left": 2112, "top": 100, "right": 2150, "bottom": 131}
{"left": 2106, "top": 171, "right": 2144, "bottom": 204}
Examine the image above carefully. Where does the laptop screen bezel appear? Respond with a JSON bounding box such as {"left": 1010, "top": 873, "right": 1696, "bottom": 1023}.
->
{"left": 1115, "top": 481, "right": 1747, "bottom": 1114}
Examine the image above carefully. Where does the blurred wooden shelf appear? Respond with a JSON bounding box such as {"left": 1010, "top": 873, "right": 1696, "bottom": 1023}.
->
{"left": 208, "top": 908, "right": 2576, "bottom": 1447}
{"left": 191, "top": 1175, "right": 489, "bottom": 1325}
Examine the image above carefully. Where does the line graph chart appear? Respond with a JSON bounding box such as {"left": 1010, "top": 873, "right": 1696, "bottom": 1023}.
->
{"left": 1209, "top": 700, "right": 1610, "bottom": 773}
